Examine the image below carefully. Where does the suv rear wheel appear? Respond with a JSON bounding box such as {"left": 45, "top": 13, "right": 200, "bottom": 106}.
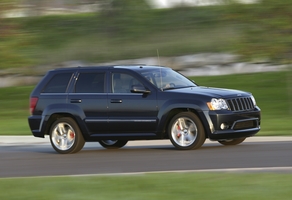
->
{"left": 49, "top": 117, "right": 85, "bottom": 154}
{"left": 168, "top": 112, "right": 205, "bottom": 150}
{"left": 99, "top": 140, "right": 128, "bottom": 149}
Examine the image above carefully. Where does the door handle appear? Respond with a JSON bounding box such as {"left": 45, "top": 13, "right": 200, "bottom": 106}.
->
{"left": 70, "top": 99, "right": 82, "bottom": 103}
{"left": 110, "top": 99, "right": 122, "bottom": 103}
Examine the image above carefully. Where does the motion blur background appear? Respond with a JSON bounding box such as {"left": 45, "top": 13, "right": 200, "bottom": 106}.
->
{"left": 1, "top": 0, "right": 292, "bottom": 68}
{"left": 0, "top": 0, "right": 291, "bottom": 135}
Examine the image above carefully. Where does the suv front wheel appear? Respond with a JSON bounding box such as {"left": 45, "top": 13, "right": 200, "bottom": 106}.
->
{"left": 49, "top": 117, "right": 85, "bottom": 154}
{"left": 168, "top": 112, "right": 206, "bottom": 150}
{"left": 218, "top": 138, "right": 246, "bottom": 146}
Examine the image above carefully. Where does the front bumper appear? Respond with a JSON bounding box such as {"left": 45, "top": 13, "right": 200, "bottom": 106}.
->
{"left": 203, "top": 107, "right": 261, "bottom": 140}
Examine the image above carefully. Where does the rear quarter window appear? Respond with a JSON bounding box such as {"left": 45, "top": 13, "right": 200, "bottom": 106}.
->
{"left": 42, "top": 73, "right": 73, "bottom": 93}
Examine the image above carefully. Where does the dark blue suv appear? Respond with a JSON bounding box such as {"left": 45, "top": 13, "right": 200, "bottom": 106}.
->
{"left": 28, "top": 65, "right": 261, "bottom": 154}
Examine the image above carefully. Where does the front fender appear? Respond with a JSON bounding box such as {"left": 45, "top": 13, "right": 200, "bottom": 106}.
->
{"left": 156, "top": 99, "right": 211, "bottom": 136}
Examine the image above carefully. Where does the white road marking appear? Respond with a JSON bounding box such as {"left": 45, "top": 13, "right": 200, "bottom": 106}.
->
{"left": 0, "top": 136, "right": 292, "bottom": 146}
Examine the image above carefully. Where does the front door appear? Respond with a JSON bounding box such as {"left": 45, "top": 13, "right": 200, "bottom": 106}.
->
{"left": 108, "top": 71, "right": 158, "bottom": 134}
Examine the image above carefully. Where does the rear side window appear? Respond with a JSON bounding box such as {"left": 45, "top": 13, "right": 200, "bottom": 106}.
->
{"left": 75, "top": 73, "right": 105, "bottom": 93}
{"left": 42, "top": 73, "right": 73, "bottom": 93}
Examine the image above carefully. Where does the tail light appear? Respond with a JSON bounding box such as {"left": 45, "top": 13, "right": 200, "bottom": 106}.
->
{"left": 30, "top": 97, "right": 38, "bottom": 115}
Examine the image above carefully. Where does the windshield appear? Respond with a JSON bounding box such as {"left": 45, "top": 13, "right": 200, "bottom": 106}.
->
{"left": 140, "top": 68, "right": 197, "bottom": 90}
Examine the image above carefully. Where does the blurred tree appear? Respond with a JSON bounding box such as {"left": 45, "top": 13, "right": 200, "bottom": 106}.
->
{"left": 0, "top": 0, "right": 35, "bottom": 69}
{"left": 0, "top": 0, "right": 18, "bottom": 36}
{"left": 227, "top": 0, "right": 292, "bottom": 63}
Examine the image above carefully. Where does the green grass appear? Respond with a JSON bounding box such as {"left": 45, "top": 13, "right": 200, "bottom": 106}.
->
{"left": 0, "top": 173, "right": 292, "bottom": 199}
{"left": 0, "top": 71, "right": 291, "bottom": 136}
{"left": 0, "top": 86, "right": 32, "bottom": 135}
{"left": 0, "top": 7, "right": 238, "bottom": 70}
{"left": 35, "top": 26, "right": 239, "bottom": 66}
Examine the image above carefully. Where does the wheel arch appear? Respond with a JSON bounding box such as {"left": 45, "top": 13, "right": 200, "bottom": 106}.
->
{"left": 43, "top": 113, "right": 75, "bottom": 135}
{"left": 160, "top": 107, "right": 209, "bottom": 139}
{"left": 40, "top": 104, "right": 89, "bottom": 140}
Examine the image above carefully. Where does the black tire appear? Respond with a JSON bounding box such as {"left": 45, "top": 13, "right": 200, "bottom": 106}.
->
{"left": 49, "top": 117, "right": 85, "bottom": 154}
{"left": 99, "top": 140, "right": 128, "bottom": 149}
{"left": 168, "top": 112, "right": 206, "bottom": 150}
{"left": 218, "top": 138, "right": 246, "bottom": 146}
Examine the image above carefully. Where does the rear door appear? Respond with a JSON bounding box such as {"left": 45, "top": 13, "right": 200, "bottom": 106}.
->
{"left": 68, "top": 69, "right": 108, "bottom": 134}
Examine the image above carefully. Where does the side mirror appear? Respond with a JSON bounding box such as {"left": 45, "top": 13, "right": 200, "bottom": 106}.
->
{"left": 131, "top": 85, "right": 151, "bottom": 94}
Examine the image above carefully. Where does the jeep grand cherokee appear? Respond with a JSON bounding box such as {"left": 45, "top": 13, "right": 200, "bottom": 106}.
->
{"left": 28, "top": 65, "right": 261, "bottom": 154}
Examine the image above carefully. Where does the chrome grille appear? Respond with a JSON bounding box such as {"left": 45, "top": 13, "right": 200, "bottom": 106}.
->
{"left": 226, "top": 97, "right": 254, "bottom": 111}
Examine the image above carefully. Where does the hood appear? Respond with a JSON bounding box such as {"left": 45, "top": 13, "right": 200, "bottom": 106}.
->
{"left": 167, "top": 86, "right": 250, "bottom": 98}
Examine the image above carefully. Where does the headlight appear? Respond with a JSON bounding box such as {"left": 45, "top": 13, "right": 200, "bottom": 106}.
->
{"left": 250, "top": 95, "right": 256, "bottom": 106}
{"left": 207, "top": 98, "right": 229, "bottom": 110}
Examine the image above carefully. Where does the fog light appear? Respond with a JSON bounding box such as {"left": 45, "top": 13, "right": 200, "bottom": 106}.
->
{"left": 220, "top": 123, "right": 228, "bottom": 130}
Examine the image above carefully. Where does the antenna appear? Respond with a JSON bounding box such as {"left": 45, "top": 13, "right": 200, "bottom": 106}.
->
{"left": 157, "top": 49, "right": 161, "bottom": 66}
{"left": 157, "top": 49, "right": 163, "bottom": 90}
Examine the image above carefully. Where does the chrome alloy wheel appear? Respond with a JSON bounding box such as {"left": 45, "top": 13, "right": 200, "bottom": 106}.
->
{"left": 51, "top": 122, "right": 76, "bottom": 151}
{"left": 170, "top": 117, "right": 198, "bottom": 147}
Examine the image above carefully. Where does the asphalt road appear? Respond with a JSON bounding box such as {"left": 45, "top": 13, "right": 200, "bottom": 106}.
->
{"left": 1, "top": 138, "right": 292, "bottom": 178}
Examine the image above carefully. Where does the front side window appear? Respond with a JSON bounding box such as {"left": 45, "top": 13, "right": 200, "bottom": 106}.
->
{"left": 75, "top": 73, "right": 105, "bottom": 93}
{"left": 112, "top": 73, "right": 143, "bottom": 93}
{"left": 141, "top": 68, "right": 196, "bottom": 90}
{"left": 42, "top": 73, "right": 73, "bottom": 93}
